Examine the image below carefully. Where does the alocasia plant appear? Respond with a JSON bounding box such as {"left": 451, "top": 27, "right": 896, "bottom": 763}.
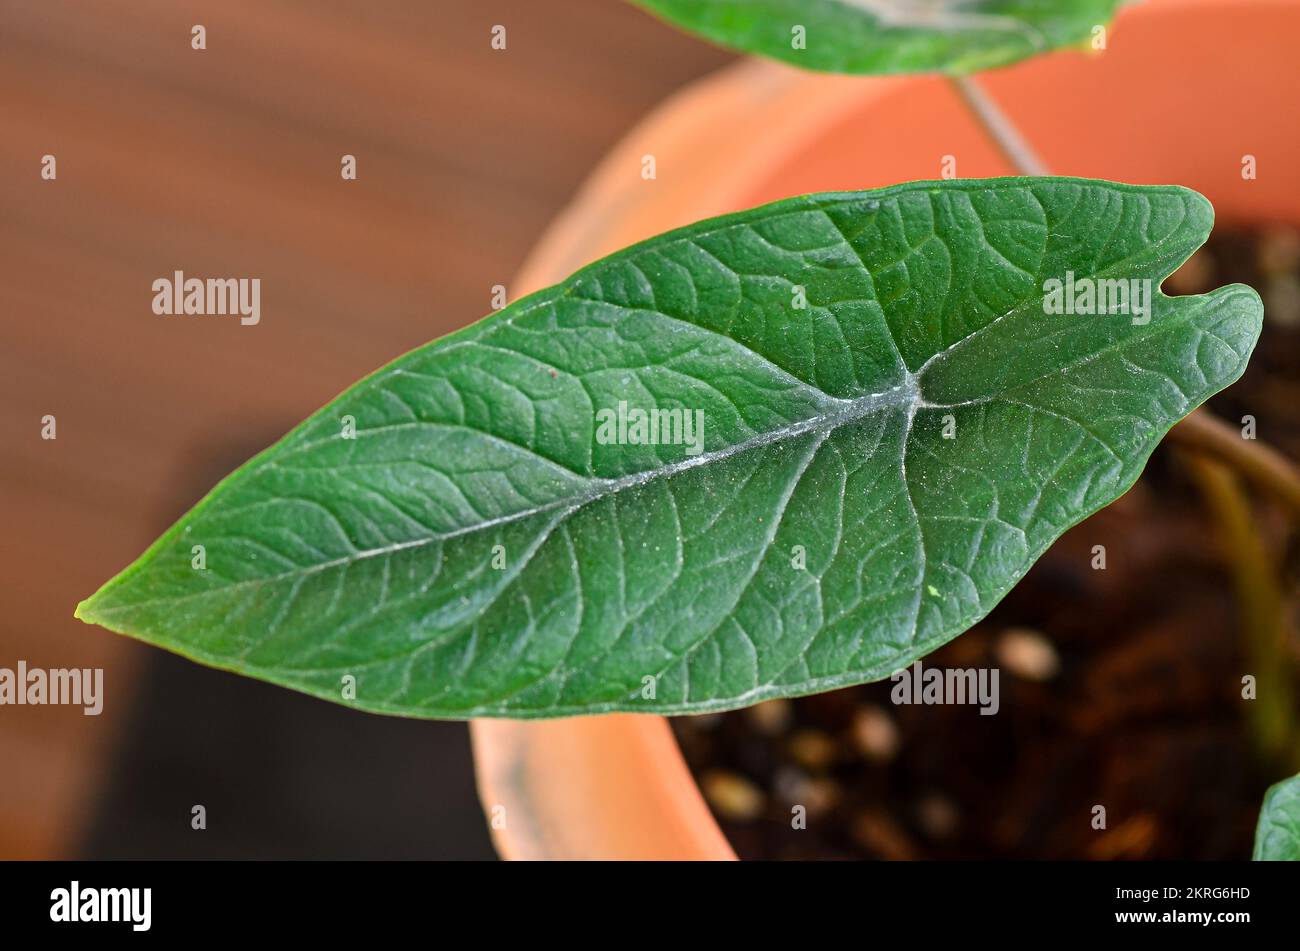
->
{"left": 1254, "top": 774, "right": 1300, "bottom": 860}
{"left": 76, "top": 177, "right": 1262, "bottom": 719}
{"left": 632, "top": 0, "right": 1124, "bottom": 74}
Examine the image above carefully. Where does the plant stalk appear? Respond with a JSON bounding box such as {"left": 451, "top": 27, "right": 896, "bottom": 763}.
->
{"left": 1183, "top": 453, "right": 1299, "bottom": 773}
{"left": 1167, "top": 410, "right": 1300, "bottom": 520}
{"left": 948, "top": 74, "right": 1048, "bottom": 176}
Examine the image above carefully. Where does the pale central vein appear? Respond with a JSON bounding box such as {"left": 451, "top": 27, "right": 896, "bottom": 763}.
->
{"left": 91, "top": 374, "right": 924, "bottom": 616}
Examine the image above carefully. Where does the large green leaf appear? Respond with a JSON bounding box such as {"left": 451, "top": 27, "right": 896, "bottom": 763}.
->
{"left": 1254, "top": 774, "right": 1300, "bottom": 860}
{"left": 632, "top": 0, "right": 1123, "bottom": 75}
{"left": 77, "top": 178, "right": 1261, "bottom": 719}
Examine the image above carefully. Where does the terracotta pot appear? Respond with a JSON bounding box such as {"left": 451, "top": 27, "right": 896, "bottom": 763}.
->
{"left": 472, "top": 0, "right": 1300, "bottom": 860}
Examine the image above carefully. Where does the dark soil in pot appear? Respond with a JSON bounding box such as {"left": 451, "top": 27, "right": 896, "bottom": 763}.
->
{"left": 672, "top": 226, "right": 1300, "bottom": 860}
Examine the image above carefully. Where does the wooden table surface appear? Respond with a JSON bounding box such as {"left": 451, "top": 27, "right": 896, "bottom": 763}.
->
{"left": 0, "top": 0, "right": 729, "bottom": 858}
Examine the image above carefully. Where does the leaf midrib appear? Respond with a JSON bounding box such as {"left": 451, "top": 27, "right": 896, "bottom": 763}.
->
{"left": 84, "top": 375, "right": 923, "bottom": 618}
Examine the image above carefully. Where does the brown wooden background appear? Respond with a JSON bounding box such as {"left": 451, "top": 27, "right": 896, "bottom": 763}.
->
{"left": 0, "top": 0, "right": 730, "bottom": 858}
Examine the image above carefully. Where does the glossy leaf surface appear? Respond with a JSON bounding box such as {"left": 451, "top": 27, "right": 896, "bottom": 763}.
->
{"left": 77, "top": 179, "right": 1262, "bottom": 719}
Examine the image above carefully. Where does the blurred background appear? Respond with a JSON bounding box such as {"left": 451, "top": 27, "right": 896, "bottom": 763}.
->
{"left": 0, "top": 0, "right": 730, "bottom": 859}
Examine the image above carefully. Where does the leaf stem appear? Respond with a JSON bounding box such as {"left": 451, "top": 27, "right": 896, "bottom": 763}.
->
{"left": 1182, "top": 453, "right": 1299, "bottom": 774}
{"left": 947, "top": 75, "right": 1047, "bottom": 177}
{"left": 1168, "top": 410, "right": 1300, "bottom": 520}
